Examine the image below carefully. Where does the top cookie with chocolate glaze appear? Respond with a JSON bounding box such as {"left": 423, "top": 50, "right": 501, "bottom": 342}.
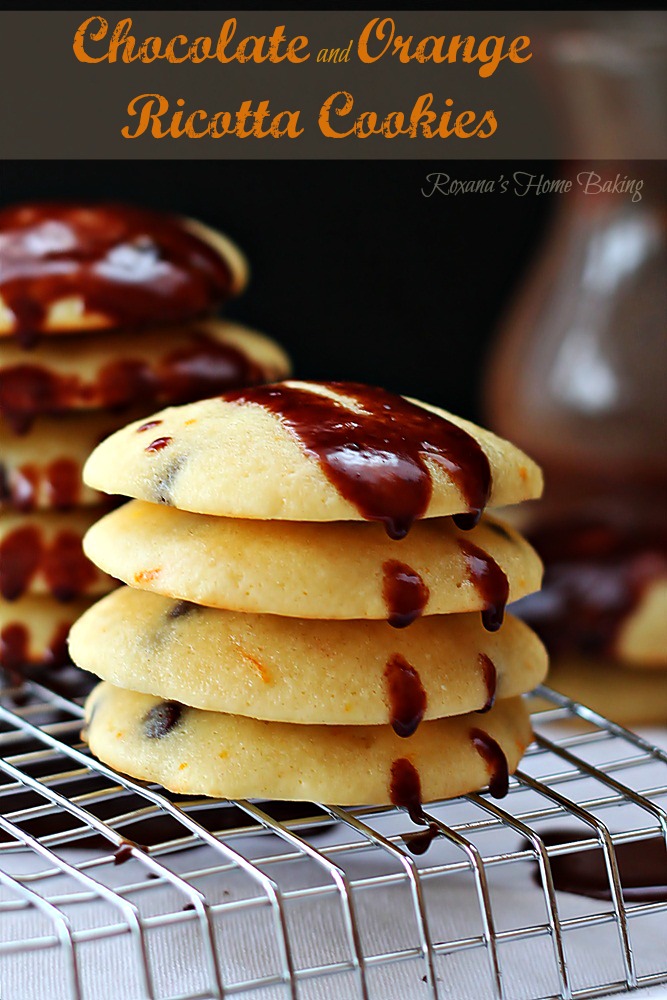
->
{"left": 83, "top": 381, "right": 543, "bottom": 529}
{"left": 0, "top": 202, "right": 247, "bottom": 344}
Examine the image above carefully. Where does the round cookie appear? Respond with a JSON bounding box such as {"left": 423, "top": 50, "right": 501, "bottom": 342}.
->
{"left": 514, "top": 517, "right": 667, "bottom": 670}
{"left": 0, "top": 509, "right": 117, "bottom": 602}
{"left": 543, "top": 655, "right": 667, "bottom": 727}
{"left": 70, "top": 587, "right": 548, "bottom": 726}
{"left": 84, "top": 683, "right": 532, "bottom": 804}
{"left": 0, "top": 202, "right": 247, "bottom": 342}
{"left": 1, "top": 594, "right": 92, "bottom": 672}
{"left": 615, "top": 577, "right": 667, "bottom": 668}
{"left": 0, "top": 320, "right": 290, "bottom": 434}
{"left": 83, "top": 502, "right": 543, "bottom": 621}
{"left": 0, "top": 410, "right": 147, "bottom": 510}
{"left": 83, "top": 381, "right": 543, "bottom": 525}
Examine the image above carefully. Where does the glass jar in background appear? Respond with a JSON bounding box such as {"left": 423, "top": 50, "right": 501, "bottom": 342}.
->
{"left": 483, "top": 22, "right": 667, "bottom": 724}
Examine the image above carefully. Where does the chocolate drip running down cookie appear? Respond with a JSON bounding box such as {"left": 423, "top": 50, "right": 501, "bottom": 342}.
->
{"left": 1, "top": 506, "right": 120, "bottom": 603}
{"left": 5, "top": 526, "right": 93, "bottom": 601}
{"left": 382, "top": 559, "right": 430, "bottom": 628}
{"left": 0, "top": 621, "right": 70, "bottom": 680}
{"left": 384, "top": 654, "right": 427, "bottom": 737}
{"left": 186, "top": 379, "right": 512, "bottom": 634}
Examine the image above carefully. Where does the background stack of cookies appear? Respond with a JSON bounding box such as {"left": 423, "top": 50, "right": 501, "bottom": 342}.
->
{"left": 516, "top": 519, "right": 667, "bottom": 726}
{"left": 0, "top": 202, "right": 290, "bottom": 682}
{"left": 71, "top": 381, "right": 548, "bottom": 812}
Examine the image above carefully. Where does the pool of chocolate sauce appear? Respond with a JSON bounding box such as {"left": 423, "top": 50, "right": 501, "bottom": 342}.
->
{"left": 527, "top": 829, "right": 667, "bottom": 903}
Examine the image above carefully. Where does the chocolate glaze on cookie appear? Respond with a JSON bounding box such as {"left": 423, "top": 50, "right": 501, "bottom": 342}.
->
{"left": 0, "top": 525, "right": 97, "bottom": 601}
{"left": 390, "top": 757, "right": 425, "bottom": 822}
{"left": 470, "top": 728, "right": 509, "bottom": 798}
{"left": 1, "top": 458, "right": 82, "bottom": 511}
{"left": 382, "top": 560, "right": 430, "bottom": 628}
{"left": 477, "top": 653, "right": 497, "bottom": 714}
{"left": 458, "top": 538, "right": 510, "bottom": 632}
{"left": 1, "top": 620, "right": 71, "bottom": 682}
{"left": 224, "top": 383, "right": 492, "bottom": 538}
{"left": 0, "top": 330, "right": 265, "bottom": 433}
{"left": 384, "top": 654, "right": 427, "bottom": 738}
{"left": 390, "top": 757, "right": 441, "bottom": 854}
{"left": 0, "top": 203, "right": 237, "bottom": 345}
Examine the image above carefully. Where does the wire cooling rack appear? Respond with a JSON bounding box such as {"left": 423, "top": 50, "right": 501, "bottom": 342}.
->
{"left": 0, "top": 669, "right": 665, "bottom": 1000}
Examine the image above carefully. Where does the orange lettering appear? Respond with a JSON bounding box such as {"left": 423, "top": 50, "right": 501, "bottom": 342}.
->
{"left": 318, "top": 91, "right": 356, "bottom": 138}
{"left": 122, "top": 94, "right": 170, "bottom": 138}
{"left": 357, "top": 17, "right": 394, "bottom": 63}
{"left": 73, "top": 15, "right": 109, "bottom": 63}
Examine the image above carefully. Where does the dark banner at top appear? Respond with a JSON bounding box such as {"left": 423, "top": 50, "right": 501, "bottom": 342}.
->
{"left": 0, "top": 10, "right": 665, "bottom": 158}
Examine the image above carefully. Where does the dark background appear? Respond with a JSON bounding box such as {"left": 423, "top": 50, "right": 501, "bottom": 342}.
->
{"left": 0, "top": 160, "right": 556, "bottom": 420}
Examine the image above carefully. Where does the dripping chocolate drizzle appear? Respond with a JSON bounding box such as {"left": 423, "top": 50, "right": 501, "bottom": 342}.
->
{"left": 1, "top": 621, "right": 71, "bottom": 688}
{"left": 382, "top": 560, "right": 430, "bottom": 628}
{"left": 223, "top": 383, "right": 492, "bottom": 538}
{"left": 384, "top": 655, "right": 427, "bottom": 738}
{"left": 389, "top": 757, "right": 426, "bottom": 823}
{"left": 458, "top": 538, "right": 509, "bottom": 632}
{"left": 0, "top": 525, "right": 97, "bottom": 601}
{"left": 389, "top": 757, "right": 440, "bottom": 855}
{"left": 0, "top": 458, "right": 81, "bottom": 511}
{"left": 0, "top": 331, "right": 265, "bottom": 434}
{"left": 477, "top": 653, "right": 497, "bottom": 713}
{"left": 0, "top": 202, "right": 235, "bottom": 346}
{"left": 470, "top": 728, "right": 509, "bottom": 799}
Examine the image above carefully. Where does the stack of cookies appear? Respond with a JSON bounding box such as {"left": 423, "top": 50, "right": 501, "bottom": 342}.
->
{"left": 0, "top": 202, "right": 290, "bottom": 680}
{"left": 71, "top": 382, "right": 547, "bottom": 813}
{"left": 517, "top": 518, "right": 667, "bottom": 726}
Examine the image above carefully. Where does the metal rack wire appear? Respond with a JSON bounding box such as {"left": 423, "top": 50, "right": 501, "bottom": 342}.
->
{"left": 0, "top": 670, "right": 665, "bottom": 1000}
